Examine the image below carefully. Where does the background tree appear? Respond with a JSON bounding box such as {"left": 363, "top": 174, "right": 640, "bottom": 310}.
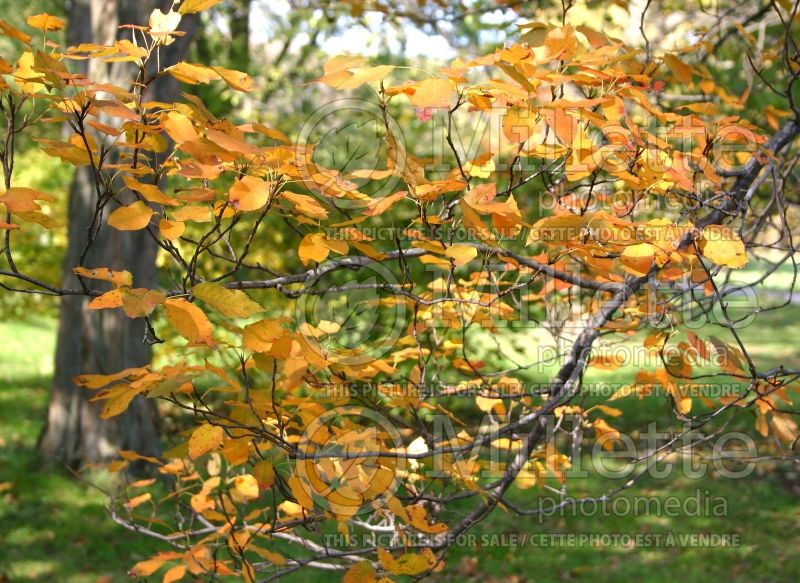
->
{"left": 37, "top": 0, "right": 199, "bottom": 470}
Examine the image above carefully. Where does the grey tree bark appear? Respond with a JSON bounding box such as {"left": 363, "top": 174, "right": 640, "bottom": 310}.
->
{"left": 38, "top": 0, "right": 196, "bottom": 472}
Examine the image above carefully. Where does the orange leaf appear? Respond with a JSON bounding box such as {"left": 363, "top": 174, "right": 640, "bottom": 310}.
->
{"left": 167, "top": 62, "right": 220, "bottom": 85}
{"left": 212, "top": 66, "right": 253, "bottom": 92}
{"left": 188, "top": 423, "right": 224, "bottom": 459}
{"left": 159, "top": 219, "right": 185, "bottom": 241}
{"left": 73, "top": 266, "right": 133, "bottom": 287}
{"left": 233, "top": 474, "right": 259, "bottom": 500}
{"left": 100, "top": 386, "right": 141, "bottom": 419}
{"left": 620, "top": 243, "right": 656, "bottom": 276}
{"left": 344, "top": 561, "right": 376, "bottom": 583}
{"left": 88, "top": 289, "right": 124, "bottom": 310}
{"left": 288, "top": 475, "right": 314, "bottom": 510}
{"left": 124, "top": 492, "right": 152, "bottom": 511}
{"left": 0, "top": 187, "right": 53, "bottom": 213}
{"left": 161, "top": 111, "right": 198, "bottom": 144}
{"left": 179, "top": 0, "right": 223, "bottom": 13}
{"left": 242, "top": 319, "right": 284, "bottom": 352}
{"left": 298, "top": 233, "right": 328, "bottom": 264}
{"left": 129, "top": 554, "right": 179, "bottom": 577}
{"left": 663, "top": 53, "right": 693, "bottom": 84}
{"left": 162, "top": 564, "right": 186, "bottom": 583}
{"left": 771, "top": 412, "right": 798, "bottom": 443}
{"left": 0, "top": 19, "right": 32, "bottom": 43}
{"left": 364, "top": 191, "right": 407, "bottom": 217}
{"left": 108, "top": 201, "right": 154, "bottom": 231}
{"left": 281, "top": 191, "right": 328, "bottom": 220}
{"left": 164, "top": 298, "right": 213, "bottom": 343}
{"left": 444, "top": 244, "right": 477, "bottom": 267}
{"left": 229, "top": 175, "right": 272, "bottom": 211}
{"left": 123, "top": 175, "right": 178, "bottom": 206}
{"left": 27, "top": 13, "right": 64, "bottom": 31}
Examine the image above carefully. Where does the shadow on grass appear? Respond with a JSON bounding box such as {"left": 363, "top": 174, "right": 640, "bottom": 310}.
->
{"left": 0, "top": 375, "right": 162, "bottom": 583}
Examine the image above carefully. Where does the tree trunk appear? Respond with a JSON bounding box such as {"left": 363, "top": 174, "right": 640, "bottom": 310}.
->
{"left": 228, "top": 0, "right": 252, "bottom": 71}
{"left": 38, "top": 0, "right": 196, "bottom": 473}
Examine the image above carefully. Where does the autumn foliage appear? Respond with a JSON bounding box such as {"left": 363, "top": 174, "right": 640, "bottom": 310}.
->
{"left": 1, "top": 1, "right": 799, "bottom": 581}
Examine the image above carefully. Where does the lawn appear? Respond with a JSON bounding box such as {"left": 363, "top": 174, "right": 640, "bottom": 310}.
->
{"left": 0, "top": 296, "right": 798, "bottom": 582}
{"left": 0, "top": 320, "right": 161, "bottom": 583}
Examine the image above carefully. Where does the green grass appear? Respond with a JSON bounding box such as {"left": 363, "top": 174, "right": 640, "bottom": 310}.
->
{"left": 0, "top": 320, "right": 161, "bottom": 583}
{"left": 1, "top": 296, "right": 798, "bottom": 582}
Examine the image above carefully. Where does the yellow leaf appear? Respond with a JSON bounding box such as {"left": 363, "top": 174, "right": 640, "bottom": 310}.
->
{"left": 129, "top": 556, "right": 173, "bottom": 577}
{"left": 179, "top": 0, "right": 223, "bottom": 13}
{"left": 188, "top": 423, "right": 224, "bottom": 460}
{"left": 281, "top": 191, "right": 328, "bottom": 220}
{"left": 73, "top": 266, "right": 132, "bottom": 287}
{"left": 242, "top": 319, "right": 284, "bottom": 352}
{"left": 502, "top": 107, "right": 546, "bottom": 146}
{"left": 377, "top": 548, "right": 435, "bottom": 576}
{"left": 316, "top": 55, "right": 368, "bottom": 86}
{"left": 444, "top": 243, "right": 477, "bottom": 267}
{"left": 475, "top": 395, "right": 505, "bottom": 414}
{"left": 663, "top": 53, "right": 693, "bottom": 84}
{"left": 593, "top": 418, "right": 621, "bottom": 451}
{"left": 167, "top": 61, "right": 221, "bottom": 85}
{"left": 299, "top": 232, "right": 330, "bottom": 265}
{"left": 405, "top": 503, "right": 448, "bottom": 534}
{"left": 164, "top": 298, "right": 213, "bottom": 343}
{"left": 123, "top": 176, "right": 178, "bottom": 206}
{"left": 193, "top": 282, "right": 263, "bottom": 319}
{"left": 410, "top": 78, "right": 454, "bottom": 109}
{"left": 529, "top": 213, "right": 588, "bottom": 243}
{"left": 344, "top": 561, "right": 376, "bottom": 583}
{"left": 88, "top": 289, "right": 124, "bottom": 310}
{"left": 74, "top": 368, "right": 147, "bottom": 389}
{"left": 700, "top": 225, "right": 747, "bottom": 269}
{"left": 0, "top": 19, "right": 32, "bottom": 43}
{"left": 172, "top": 205, "right": 211, "bottom": 222}
{"left": 0, "top": 187, "right": 52, "bottom": 213}
{"left": 620, "top": 243, "right": 656, "bottom": 276}
{"left": 162, "top": 564, "right": 186, "bottom": 583}
{"left": 465, "top": 157, "right": 495, "bottom": 178}
{"left": 288, "top": 475, "right": 314, "bottom": 510}
{"left": 771, "top": 412, "right": 798, "bottom": 443}
{"left": 251, "top": 123, "right": 289, "bottom": 143}
{"left": 108, "top": 201, "right": 154, "bottom": 231}
{"left": 233, "top": 474, "right": 260, "bottom": 500}
{"left": 161, "top": 111, "right": 198, "bottom": 144}
{"left": 213, "top": 66, "right": 254, "bottom": 92}
{"left": 229, "top": 175, "right": 272, "bottom": 211}
{"left": 26, "top": 13, "right": 64, "bottom": 31}
{"left": 14, "top": 51, "right": 44, "bottom": 93}
{"left": 190, "top": 476, "right": 220, "bottom": 512}
{"left": 159, "top": 219, "right": 185, "bottom": 241}
{"left": 122, "top": 288, "right": 166, "bottom": 318}
{"left": 336, "top": 65, "right": 395, "bottom": 90}
{"left": 364, "top": 191, "right": 407, "bottom": 217}
{"left": 124, "top": 492, "right": 152, "bottom": 511}
{"left": 100, "top": 386, "right": 140, "bottom": 419}
{"left": 250, "top": 545, "right": 286, "bottom": 565}
{"left": 460, "top": 198, "right": 496, "bottom": 244}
